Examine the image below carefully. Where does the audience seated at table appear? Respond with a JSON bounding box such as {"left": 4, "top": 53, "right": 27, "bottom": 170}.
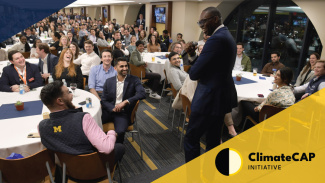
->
{"left": 113, "top": 30, "right": 123, "bottom": 42}
{"left": 38, "top": 26, "right": 46, "bottom": 37}
{"left": 295, "top": 52, "right": 320, "bottom": 87}
{"left": 69, "top": 42, "right": 82, "bottom": 60}
{"left": 57, "top": 35, "right": 70, "bottom": 56}
{"left": 166, "top": 42, "right": 185, "bottom": 72}
{"left": 67, "top": 31, "right": 78, "bottom": 44}
{"left": 0, "top": 50, "right": 42, "bottom": 92}
{"left": 233, "top": 42, "right": 251, "bottom": 72}
{"left": 261, "top": 51, "right": 285, "bottom": 76}
{"left": 147, "top": 35, "right": 161, "bottom": 53}
{"left": 97, "top": 31, "right": 110, "bottom": 47}
{"left": 38, "top": 80, "right": 125, "bottom": 163}
{"left": 73, "top": 40, "right": 101, "bottom": 81}
{"left": 294, "top": 60, "right": 325, "bottom": 100}
{"left": 89, "top": 49, "right": 117, "bottom": 100}
{"left": 112, "top": 39, "right": 129, "bottom": 65}
{"left": 126, "top": 35, "right": 137, "bottom": 54}
{"left": 101, "top": 57, "right": 146, "bottom": 143}
{"left": 124, "top": 29, "right": 131, "bottom": 47}
{"left": 130, "top": 40, "right": 162, "bottom": 99}
{"left": 167, "top": 52, "right": 188, "bottom": 91}
{"left": 52, "top": 48, "right": 83, "bottom": 89}
{"left": 138, "top": 30, "right": 148, "bottom": 48}
{"left": 89, "top": 29, "right": 97, "bottom": 44}
{"left": 49, "top": 32, "right": 61, "bottom": 50}
{"left": 37, "top": 43, "right": 59, "bottom": 81}
{"left": 241, "top": 67, "right": 295, "bottom": 123}
{"left": 30, "top": 38, "right": 42, "bottom": 58}
{"left": 23, "top": 28, "right": 37, "bottom": 44}
{"left": 8, "top": 35, "right": 31, "bottom": 53}
{"left": 103, "top": 25, "right": 112, "bottom": 40}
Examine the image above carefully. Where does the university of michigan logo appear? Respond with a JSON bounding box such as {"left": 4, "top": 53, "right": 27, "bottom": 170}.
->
{"left": 53, "top": 126, "right": 62, "bottom": 133}
{"left": 215, "top": 148, "right": 243, "bottom": 176}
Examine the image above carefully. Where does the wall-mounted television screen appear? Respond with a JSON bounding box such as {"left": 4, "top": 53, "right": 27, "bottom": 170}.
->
{"left": 155, "top": 7, "right": 166, "bottom": 24}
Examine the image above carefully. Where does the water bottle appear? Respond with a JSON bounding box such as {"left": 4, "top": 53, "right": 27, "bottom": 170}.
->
{"left": 19, "top": 84, "right": 24, "bottom": 94}
{"left": 62, "top": 79, "right": 67, "bottom": 87}
{"left": 48, "top": 75, "right": 53, "bottom": 83}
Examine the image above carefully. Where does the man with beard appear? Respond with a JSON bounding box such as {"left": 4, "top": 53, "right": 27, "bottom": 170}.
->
{"left": 184, "top": 7, "right": 237, "bottom": 162}
{"left": 101, "top": 57, "right": 146, "bottom": 144}
{"left": 38, "top": 80, "right": 125, "bottom": 164}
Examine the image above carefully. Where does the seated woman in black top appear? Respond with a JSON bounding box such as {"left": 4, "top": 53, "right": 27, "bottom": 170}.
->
{"left": 50, "top": 32, "right": 61, "bottom": 51}
{"left": 57, "top": 35, "right": 70, "bottom": 57}
{"left": 52, "top": 48, "right": 83, "bottom": 89}
{"left": 112, "top": 39, "right": 129, "bottom": 66}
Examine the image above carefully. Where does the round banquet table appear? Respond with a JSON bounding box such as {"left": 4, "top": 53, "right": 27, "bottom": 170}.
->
{"left": 0, "top": 87, "right": 102, "bottom": 158}
{"left": 231, "top": 70, "right": 274, "bottom": 125}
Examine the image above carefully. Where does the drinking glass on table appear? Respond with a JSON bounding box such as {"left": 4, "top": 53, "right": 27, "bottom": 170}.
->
{"left": 253, "top": 68, "right": 257, "bottom": 76}
{"left": 70, "top": 83, "right": 77, "bottom": 97}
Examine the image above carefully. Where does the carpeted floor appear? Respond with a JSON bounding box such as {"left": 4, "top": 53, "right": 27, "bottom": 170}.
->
{"left": 113, "top": 91, "right": 235, "bottom": 182}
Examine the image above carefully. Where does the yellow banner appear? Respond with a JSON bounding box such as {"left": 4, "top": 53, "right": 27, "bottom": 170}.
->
{"left": 154, "top": 88, "right": 325, "bottom": 182}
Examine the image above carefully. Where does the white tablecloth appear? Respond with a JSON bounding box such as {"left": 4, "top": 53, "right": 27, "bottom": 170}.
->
{"left": 40, "top": 37, "right": 52, "bottom": 44}
{"left": 232, "top": 70, "right": 274, "bottom": 125}
{"left": 0, "top": 87, "right": 102, "bottom": 158}
{"left": 143, "top": 52, "right": 169, "bottom": 81}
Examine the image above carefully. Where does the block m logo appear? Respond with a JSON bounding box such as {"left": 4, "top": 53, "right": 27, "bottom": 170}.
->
{"left": 53, "top": 126, "right": 62, "bottom": 133}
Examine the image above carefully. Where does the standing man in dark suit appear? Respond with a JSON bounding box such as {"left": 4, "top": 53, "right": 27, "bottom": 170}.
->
{"left": 184, "top": 7, "right": 237, "bottom": 162}
{"left": 0, "top": 50, "right": 43, "bottom": 92}
{"left": 101, "top": 57, "right": 146, "bottom": 143}
{"left": 136, "top": 14, "right": 145, "bottom": 28}
{"left": 36, "top": 43, "right": 59, "bottom": 81}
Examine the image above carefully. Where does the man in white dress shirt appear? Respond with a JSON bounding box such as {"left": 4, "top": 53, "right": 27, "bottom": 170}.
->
{"left": 73, "top": 40, "right": 101, "bottom": 81}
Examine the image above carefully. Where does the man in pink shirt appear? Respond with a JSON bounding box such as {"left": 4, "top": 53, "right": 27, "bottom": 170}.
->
{"left": 38, "top": 80, "right": 124, "bottom": 163}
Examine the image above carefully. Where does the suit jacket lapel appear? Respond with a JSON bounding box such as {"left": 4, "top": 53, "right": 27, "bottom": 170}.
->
{"left": 123, "top": 76, "right": 129, "bottom": 99}
{"left": 25, "top": 63, "right": 31, "bottom": 83}
{"left": 110, "top": 78, "right": 117, "bottom": 104}
{"left": 39, "top": 58, "right": 44, "bottom": 73}
{"left": 12, "top": 66, "right": 21, "bottom": 84}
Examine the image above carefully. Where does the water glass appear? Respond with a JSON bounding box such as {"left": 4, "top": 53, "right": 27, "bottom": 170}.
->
{"left": 70, "top": 83, "right": 77, "bottom": 97}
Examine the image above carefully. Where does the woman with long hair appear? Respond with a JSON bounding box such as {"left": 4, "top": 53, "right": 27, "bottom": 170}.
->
{"left": 30, "top": 38, "right": 42, "bottom": 58}
{"left": 57, "top": 35, "right": 70, "bottom": 56}
{"left": 126, "top": 35, "right": 137, "bottom": 54}
{"left": 52, "top": 48, "right": 83, "bottom": 89}
{"left": 38, "top": 26, "right": 46, "bottom": 37}
{"left": 69, "top": 42, "right": 81, "bottom": 60}
{"left": 97, "top": 31, "right": 110, "bottom": 47}
{"left": 295, "top": 52, "right": 320, "bottom": 86}
{"left": 147, "top": 35, "right": 161, "bottom": 53}
{"left": 112, "top": 39, "right": 129, "bottom": 65}
{"left": 139, "top": 30, "right": 148, "bottom": 48}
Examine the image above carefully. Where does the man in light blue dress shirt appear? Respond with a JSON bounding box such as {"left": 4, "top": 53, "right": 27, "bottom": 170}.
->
{"left": 89, "top": 49, "right": 117, "bottom": 100}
